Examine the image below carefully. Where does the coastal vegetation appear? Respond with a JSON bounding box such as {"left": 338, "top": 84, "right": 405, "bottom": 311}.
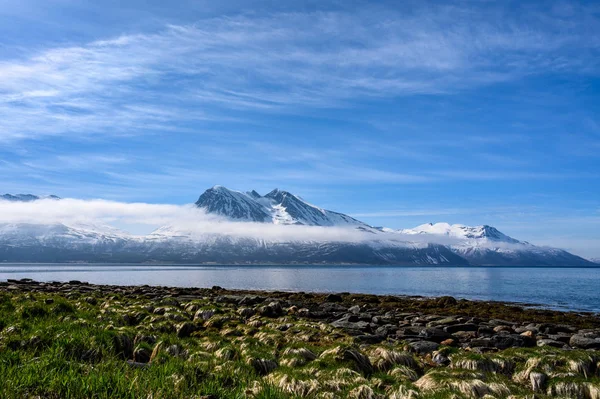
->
{"left": 1, "top": 279, "right": 599, "bottom": 398}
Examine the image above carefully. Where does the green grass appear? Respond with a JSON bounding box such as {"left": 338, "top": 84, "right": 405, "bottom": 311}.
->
{"left": 0, "top": 290, "right": 599, "bottom": 398}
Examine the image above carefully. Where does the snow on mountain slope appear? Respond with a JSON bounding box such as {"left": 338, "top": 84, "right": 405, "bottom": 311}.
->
{"left": 0, "top": 222, "right": 133, "bottom": 246}
{"left": 401, "top": 222, "right": 521, "bottom": 243}
{"left": 397, "top": 222, "right": 593, "bottom": 266}
{"left": 194, "top": 186, "right": 272, "bottom": 222}
{"left": 195, "top": 186, "right": 370, "bottom": 228}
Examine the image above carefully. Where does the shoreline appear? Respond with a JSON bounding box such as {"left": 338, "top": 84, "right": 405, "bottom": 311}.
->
{"left": 3, "top": 278, "right": 600, "bottom": 333}
{"left": 2, "top": 276, "right": 600, "bottom": 316}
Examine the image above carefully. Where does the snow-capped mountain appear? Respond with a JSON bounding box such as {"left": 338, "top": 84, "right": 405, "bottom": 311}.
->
{"left": 1, "top": 193, "right": 60, "bottom": 202}
{"left": 397, "top": 222, "right": 592, "bottom": 266}
{"left": 195, "top": 186, "right": 369, "bottom": 228}
{"left": 0, "top": 188, "right": 594, "bottom": 266}
{"left": 400, "top": 223, "right": 521, "bottom": 243}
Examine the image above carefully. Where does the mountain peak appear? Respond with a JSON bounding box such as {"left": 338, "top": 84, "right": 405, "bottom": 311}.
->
{"left": 248, "top": 190, "right": 262, "bottom": 199}
{"left": 195, "top": 186, "right": 369, "bottom": 227}
{"left": 403, "top": 222, "right": 520, "bottom": 243}
{"left": 195, "top": 186, "right": 271, "bottom": 222}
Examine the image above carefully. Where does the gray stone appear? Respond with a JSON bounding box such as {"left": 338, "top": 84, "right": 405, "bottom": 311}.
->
{"left": 444, "top": 323, "right": 479, "bottom": 334}
{"left": 176, "top": 322, "right": 195, "bottom": 338}
{"left": 569, "top": 334, "right": 600, "bottom": 349}
{"left": 409, "top": 340, "right": 439, "bottom": 354}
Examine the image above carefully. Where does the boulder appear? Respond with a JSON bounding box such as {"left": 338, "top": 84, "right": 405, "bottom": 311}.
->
{"left": 490, "top": 334, "right": 535, "bottom": 349}
{"left": 444, "top": 323, "right": 479, "bottom": 334}
{"left": 569, "top": 334, "right": 600, "bottom": 349}
{"left": 176, "top": 322, "right": 196, "bottom": 338}
{"left": 409, "top": 340, "right": 439, "bottom": 354}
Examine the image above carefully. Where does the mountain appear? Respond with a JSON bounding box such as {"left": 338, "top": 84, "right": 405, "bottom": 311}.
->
{"left": 398, "top": 223, "right": 593, "bottom": 266}
{"left": 195, "top": 186, "right": 369, "bottom": 228}
{"left": 1, "top": 194, "right": 60, "bottom": 202}
{"left": 590, "top": 258, "right": 600, "bottom": 265}
{"left": 0, "top": 221, "right": 464, "bottom": 265}
{"left": 0, "top": 187, "right": 594, "bottom": 266}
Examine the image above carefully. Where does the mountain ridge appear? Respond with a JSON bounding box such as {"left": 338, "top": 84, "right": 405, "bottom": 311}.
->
{"left": 1, "top": 194, "right": 60, "bottom": 202}
{"left": 0, "top": 187, "right": 595, "bottom": 266}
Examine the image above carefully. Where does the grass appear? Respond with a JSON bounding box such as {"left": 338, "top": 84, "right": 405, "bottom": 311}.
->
{"left": 0, "top": 288, "right": 599, "bottom": 398}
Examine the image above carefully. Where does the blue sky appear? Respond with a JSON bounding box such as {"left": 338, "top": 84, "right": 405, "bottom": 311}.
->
{"left": 0, "top": 0, "right": 599, "bottom": 258}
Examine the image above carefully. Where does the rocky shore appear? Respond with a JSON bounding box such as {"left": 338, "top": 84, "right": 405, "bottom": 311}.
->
{"left": 1, "top": 279, "right": 599, "bottom": 398}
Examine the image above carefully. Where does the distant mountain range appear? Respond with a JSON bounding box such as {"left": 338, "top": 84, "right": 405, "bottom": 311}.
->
{"left": 0, "top": 188, "right": 596, "bottom": 266}
{"left": 1, "top": 194, "right": 60, "bottom": 202}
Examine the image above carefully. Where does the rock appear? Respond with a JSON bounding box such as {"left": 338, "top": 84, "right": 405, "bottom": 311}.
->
{"left": 493, "top": 325, "right": 514, "bottom": 333}
{"left": 249, "top": 358, "right": 278, "bottom": 375}
{"left": 348, "top": 305, "right": 361, "bottom": 314}
{"left": 176, "top": 322, "right": 196, "bottom": 338}
{"left": 569, "top": 334, "right": 600, "bottom": 349}
{"left": 538, "top": 323, "right": 577, "bottom": 334}
{"left": 134, "top": 346, "right": 151, "bottom": 363}
{"left": 444, "top": 323, "right": 479, "bottom": 334}
{"left": 239, "top": 295, "right": 264, "bottom": 306}
{"left": 436, "top": 296, "right": 458, "bottom": 307}
{"left": 427, "top": 316, "right": 459, "bottom": 328}
{"left": 113, "top": 334, "right": 133, "bottom": 359}
{"left": 548, "top": 334, "right": 572, "bottom": 344}
{"left": 319, "top": 302, "right": 347, "bottom": 313}
{"left": 342, "top": 348, "right": 373, "bottom": 376}
{"left": 354, "top": 334, "right": 385, "bottom": 344}
{"left": 331, "top": 315, "right": 372, "bottom": 335}
{"left": 520, "top": 330, "right": 535, "bottom": 338}
{"left": 194, "top": 309, "right": 215, "bottom": 321}
{"left": 325, "top": 293, "right": 343, "bottom": 302}
{"left": 375, "top": 324, "right": 397, "bottom": 338}
{"left": 257, "top": 301, "right": 283, "bottom": 318}
{"left": 490, "top": 334, "right": 535, "bottom": 349}
{"left": 418, "top": 328, "right": 453, "bottom": 343}
{"left": 468, "top": 338, "right": 494, "bottom": 348}
{"left": 409, "top": 341, "right": 439, "bottom": 354}
{"left": 477, "top": 327, "right": 495, "bottom": 337}
{"left": 432, "top": 351, "right": 450, "bottom": 365}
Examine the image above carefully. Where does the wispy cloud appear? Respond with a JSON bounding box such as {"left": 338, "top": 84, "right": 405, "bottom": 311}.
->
{"left": 0, "top": 3, "right": 598, "bottom": 142}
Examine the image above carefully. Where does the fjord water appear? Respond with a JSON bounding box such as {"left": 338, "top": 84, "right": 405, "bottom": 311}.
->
{"left": 1, "top": 264, "right": 599, "bottom": 313}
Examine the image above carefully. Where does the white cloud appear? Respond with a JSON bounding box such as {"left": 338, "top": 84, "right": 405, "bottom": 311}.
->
{"left": 0, "top": 198, "right": 467, "bottom": 246}
{"left": 0, "top": 4, "right": 598, "bottom": 142}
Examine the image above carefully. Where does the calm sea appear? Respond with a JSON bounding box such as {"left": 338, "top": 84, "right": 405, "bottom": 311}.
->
{"left": 1, "top": 264, "right": 599, "bottom": 313}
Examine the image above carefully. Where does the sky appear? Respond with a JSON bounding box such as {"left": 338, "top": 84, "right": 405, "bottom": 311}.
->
{"left": 0, "top": 0, "right": 599, "bottom": 258}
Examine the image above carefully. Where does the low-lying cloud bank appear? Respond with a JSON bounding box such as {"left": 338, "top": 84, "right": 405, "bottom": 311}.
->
{"left": 0, "top": 198, "right": 524, "bottom": 248}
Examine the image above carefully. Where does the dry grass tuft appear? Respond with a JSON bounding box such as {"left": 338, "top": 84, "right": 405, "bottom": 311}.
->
{"left": 369, "top": 347, "right": 417, "bottom": 372}
{"left": 266, "top": 372, "right": 320, "bottom": 396}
